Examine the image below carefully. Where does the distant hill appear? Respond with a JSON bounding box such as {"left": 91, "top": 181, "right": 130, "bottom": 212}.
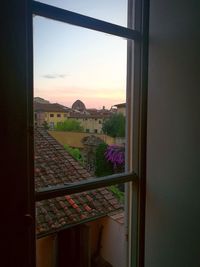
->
{"left": 34, "top": 97, "right": 50, "bottom": 104}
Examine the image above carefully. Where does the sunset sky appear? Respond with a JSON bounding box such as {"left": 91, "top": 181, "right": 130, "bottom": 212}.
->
{"left": 33, "top": 0, "right": 128, "bottom": 109}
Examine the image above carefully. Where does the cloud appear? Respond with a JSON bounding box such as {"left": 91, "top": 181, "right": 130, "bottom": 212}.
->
{"left": 58, "top": 74, "right": 66, "bottom": 78}
{"left": 42, "top": 74, "right": 67, "bottom": 79}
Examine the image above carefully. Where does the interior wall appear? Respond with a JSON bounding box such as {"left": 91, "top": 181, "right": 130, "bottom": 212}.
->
{"left": 37, "top": 235, "right": 56, "bottom": 267}
{"left": 145, "top": 0, "right": 200, "bottom": 266}
{"left": 88, "top": 217, "right": 126, "bottom": 267}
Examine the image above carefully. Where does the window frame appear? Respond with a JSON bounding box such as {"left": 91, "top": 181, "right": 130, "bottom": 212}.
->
{"left": 33, "top": 0, "right": 139, "bottom": 198}
{"left": 32, "top": 1, "right": 149, "bottom": 267}
{"left": 32, "top": 1, "right": 140, "bottom": 40}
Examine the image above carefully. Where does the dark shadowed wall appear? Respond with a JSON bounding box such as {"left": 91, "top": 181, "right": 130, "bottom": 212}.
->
{"left": 145, "top": 0, "right": 200, "bottom": 266}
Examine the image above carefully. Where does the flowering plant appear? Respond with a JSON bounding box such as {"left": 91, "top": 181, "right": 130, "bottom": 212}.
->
{"left": 105, "top": 145, "right": 125, "bottom": 167}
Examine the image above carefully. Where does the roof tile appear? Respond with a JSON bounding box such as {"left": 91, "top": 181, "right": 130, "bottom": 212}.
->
{"left": 35, "top": 128, "right": 123, "bottom": 236}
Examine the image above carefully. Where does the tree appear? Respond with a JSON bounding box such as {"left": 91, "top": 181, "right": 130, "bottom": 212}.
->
{"left": 95, "top": 143, "right": 113, "bottom": 177}
{"left": 54, "top": 119, "right": 84, "bottom": 132}
{"left": 102, "top": 113, "right": 125, "bottom": 137}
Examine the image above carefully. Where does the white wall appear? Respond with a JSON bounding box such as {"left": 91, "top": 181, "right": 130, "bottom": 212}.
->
{"left": 145, "top": 0, "right": 200, "bottom": 266}
{"left": 101, "top": 217, "right": 126, "bottom": 267}
{"left": 88, "top": 217, "right": 126, "bottom": 267}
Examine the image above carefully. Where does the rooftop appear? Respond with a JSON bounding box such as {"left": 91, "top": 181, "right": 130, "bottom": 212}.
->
{"left": 35, "top": 128, "right": 123, "bottom": 237}
{"left": 113, "top": 103, "right": 126, "bottom": 108}
{"left": 69, "top": 112, "right": 111, "bottom": 119}
{"left": 34, "top": 102, "right": 70, "bottom": 113}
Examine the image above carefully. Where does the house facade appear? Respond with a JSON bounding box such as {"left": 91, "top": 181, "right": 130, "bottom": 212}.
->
{"left": 34, "top": 101, "right": 70, "bottom": 128}
{"left": 69, "top": 113, "right": 110, "bottom": 134}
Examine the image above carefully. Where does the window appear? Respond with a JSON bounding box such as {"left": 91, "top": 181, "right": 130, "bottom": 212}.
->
{"left": 1, "top": 1, "right": 148, "bottom": 266}
{"left": 33, "top": 1, "right": 148, "bottom": 265}
{"left": 50, "top": 113, "right": 54, "bottom": 117}
{"left": 57, "top": 113, "right": 61, "bottom": 117}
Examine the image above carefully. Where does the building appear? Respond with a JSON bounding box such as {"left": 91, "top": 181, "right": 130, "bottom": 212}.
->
{"left": 71, "top": 99, "right": 86, "bottom": 112}
{"left": 34, "top": 98, "right": 112, "bottom": 133}
{"left": 34, "top": 101, "right": 70, "bottom": 128}
{"left": 69, "top": 112, "right": 110, "bottom": 134}
{"left": 113, "top": 103, "right": 126, "bottom": 116}
{"left": 69, "top": 100, "right": 113, "bottom": 134}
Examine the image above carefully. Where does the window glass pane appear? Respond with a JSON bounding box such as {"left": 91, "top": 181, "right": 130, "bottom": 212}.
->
{"left": 36, "top": 184, "right": 128, "bottom": 267}
{"left": 33, "top": 17, "right": 129, "bottom": 190}
{"left": 34, "top": 0, "right": 128, "bottom": 27}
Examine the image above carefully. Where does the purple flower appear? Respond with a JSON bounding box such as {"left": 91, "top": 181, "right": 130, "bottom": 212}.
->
{"left": 105, "top": 145, "right": 125, "bottom": 166}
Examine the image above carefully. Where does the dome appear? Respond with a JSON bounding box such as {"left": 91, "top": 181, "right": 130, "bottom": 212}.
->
{"left": 72, "top": 100, "right": 86, "bottom": 111}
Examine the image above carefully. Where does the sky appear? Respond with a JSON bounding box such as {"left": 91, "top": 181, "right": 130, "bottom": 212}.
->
{"left": 33, "top": 0, "right": 128, "bottom": 109}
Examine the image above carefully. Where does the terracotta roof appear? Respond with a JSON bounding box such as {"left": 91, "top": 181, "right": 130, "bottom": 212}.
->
{"left": 69, "top": 112, "right": 111, "bottom": 119}
{"left": 109, "top": 211, "right": 124, "bottom": 225}
{"left": 86, "top": 108, "right": 111, "bottom": 115}
{"left": 35, "top": 128, "right": 123, "bottom": 237}
{"left": 34, "top": 102, "right": 70, "bottom": 112}
{"left": 113, "top": 103, "right": 126, "bottom": 108}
